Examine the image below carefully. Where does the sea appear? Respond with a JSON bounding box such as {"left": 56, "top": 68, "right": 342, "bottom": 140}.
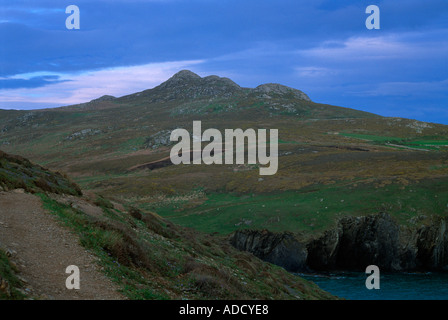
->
{"left": 298, "top": 271, "right": 448, "bottom": 300}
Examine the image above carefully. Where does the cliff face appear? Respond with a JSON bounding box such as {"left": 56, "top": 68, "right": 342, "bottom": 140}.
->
{"left": 414, "top": 218, "right": 448, "bottom": 269}
{"left": 230, "top": 213, "right": 448, "bottom": 273}
{"left": 308, "top": 213, "right": 401, "bottom": 271}
{"left": 229, "top": 229, "right": 308, "bottom": 273}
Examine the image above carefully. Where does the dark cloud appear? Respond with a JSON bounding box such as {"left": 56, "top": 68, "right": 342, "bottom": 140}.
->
{"left": 0, "top": 75, "right": 68, "bottom": 89}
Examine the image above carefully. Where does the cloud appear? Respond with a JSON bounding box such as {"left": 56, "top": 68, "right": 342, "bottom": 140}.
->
{"left": 290, "top": 29, "right": 448, "bottom": 93}
{"left": 0, "top": 59, "right": 204, "bottom": 108}
{"left": 352, "top": 79, "right": 448, "bottom": 97}
{"left": 295, "top": 66, "right": 337, "bottom": 78}
{"left": 0, "top": 74, "right": 67, "bottom": 89}
{"left": 298, "top": 35, "right": 415, "bottom": 62}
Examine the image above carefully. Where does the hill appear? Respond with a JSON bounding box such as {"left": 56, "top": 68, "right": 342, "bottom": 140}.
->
{"left": 0, "top": 70, "right": 448, "bottom": 263}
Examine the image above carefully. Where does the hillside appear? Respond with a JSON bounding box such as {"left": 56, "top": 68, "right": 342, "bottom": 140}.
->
{"left": 0, "top": 149, "right": 81, "bottom": 195}
{"left": 1, "top": 70, "right": 448, "bottom": 265}
{"left": 0, "top": 150, "right": 334, "bottom": 300}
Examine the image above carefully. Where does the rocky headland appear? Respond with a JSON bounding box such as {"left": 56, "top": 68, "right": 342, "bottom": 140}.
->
{"left": 230, "top": 213, "right": 448, "bottom": 273}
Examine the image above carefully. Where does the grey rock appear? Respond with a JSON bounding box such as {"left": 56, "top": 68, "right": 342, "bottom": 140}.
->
{"left": 254, "top": 83, "right": 311, "bottom": 101}
{"left": 306, "top": 226, "right": 342, "bottom": 270}
{"left": 415, "top": 217, "right": 448, "bottom": 270}
{"left": 230, "top": 213, "right": 448, "bottom": 273}
{"left": 336, "top": 213, "right": 401, "bottom": 270}
{"left": 145, "top": 129, "right": 173, "bottom": 149}
{"left": 89, "top": 95, "right": 116, "bottom": 103}
{"left": 229, "top": 229, "right": 309, "bottom": 272}
{"left": 121, "top": 70, "right": 312, "bottom": 104}
{"left": 65, "top": 128, "right": 102, "bottom": 141}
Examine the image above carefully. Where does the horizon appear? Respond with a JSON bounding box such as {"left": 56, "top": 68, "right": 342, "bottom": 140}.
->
{"left": 0, "top": 68, "right": 444, "bottom": 126}
{"left": 1, "top": 0, "right": 447, "bottom": 124}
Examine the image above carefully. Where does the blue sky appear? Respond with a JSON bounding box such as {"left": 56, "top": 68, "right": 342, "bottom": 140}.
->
{"left": 0, "top": 0, "right": 447, "bottom": 124}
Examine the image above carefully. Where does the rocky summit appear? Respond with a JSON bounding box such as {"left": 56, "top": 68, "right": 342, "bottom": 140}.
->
{"left": 120, "top": 70, "right": 311, "bottom": 103}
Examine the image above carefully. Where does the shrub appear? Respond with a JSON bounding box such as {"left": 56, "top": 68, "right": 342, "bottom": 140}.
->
{"left": 93, "top": 220, "right": 155, "bottom": 272}
{"left": 34, "top": 177, "right": 54, "bottom": 193}
{"left": 128, "top": 206, "right": 143, "bottom": 220}
{"left": 94, "top": 195, "right": 114, "bottom": 209}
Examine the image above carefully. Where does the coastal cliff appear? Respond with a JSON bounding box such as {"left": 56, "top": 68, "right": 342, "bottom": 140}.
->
{"left": 229, "top": 213, "right": 448, "bottom": 272}
{"left": 229, "top": 229, "right": 308, "bottom": 272}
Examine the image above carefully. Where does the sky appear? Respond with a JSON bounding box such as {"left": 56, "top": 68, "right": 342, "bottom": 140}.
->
{"left": 0, "top": 0, "right": 447, "bottom": 124}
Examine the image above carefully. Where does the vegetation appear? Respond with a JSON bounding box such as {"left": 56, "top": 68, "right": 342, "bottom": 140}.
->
{"left": 0, "top": 249, "right": 25, "bottom": 300}
{"left": 148, "top": 177, "right": 448, "bottom": 237}
{"left": 0, "top": 150, "right": 81, "bottom": 196}
{"left": 37, "top": 193, "right": 334, "bottom": 300}
{"left": 339, "top": 132, "right": 448, "bottom": 150}
{"left": 1, "top": 70, "right": 448, "bottom": 299}
{"left": 1, "top": 73, "right": 447, "bottom": 239}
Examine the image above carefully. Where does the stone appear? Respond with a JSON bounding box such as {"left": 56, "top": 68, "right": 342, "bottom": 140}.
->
{"left": 229, "top": 229, "right": 308, "bottom": 272}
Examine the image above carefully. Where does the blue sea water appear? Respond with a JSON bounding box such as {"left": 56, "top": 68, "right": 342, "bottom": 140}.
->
{"left": 298, "top": 272, "right": 448, "bottom": 300}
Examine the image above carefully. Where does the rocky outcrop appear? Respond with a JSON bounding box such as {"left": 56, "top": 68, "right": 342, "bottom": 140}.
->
{"left": 141, "top": 70, "right": 243, "bottom": 101}
{"left": 409, "top": 217, "right": 448, "bottom": 270}
{"left": 307, "top": 213, "right": 401, "bottom": 271}
{"left": 253, "top": 83, "right": 311, "bottom": 101}
{"left": 121, "top": 70, "right": 313, "bottom": 103}
{"left": 230, "top": 213, "right": 448, "bottom": 273}
{"left": 145, "top": 129, "right": 173, "bottom": 149}
{"left": 229, "top": 229, "right": 308, "bottom": 272}
{"left": 65, "top": 128, "right": 102, "bottom": 141}
{"left": 306, "top": 226, "right": 342, "bottom": 270}
{"left": 89, "top": 95, "right": 116, "bottom": 103}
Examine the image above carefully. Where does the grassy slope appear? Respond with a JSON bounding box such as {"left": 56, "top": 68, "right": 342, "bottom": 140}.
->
{"left": 38, "top": 193, "right": 334, "bottom": 300}
{"left": 0, "top": 150, "right": 82, "bottom": 195}
{"left": 149, "top": 178, "right": 448, "bottom": 237}
{"left": 1, "top": 76, "right": 448, "bottom": 245}
{"left": 0, "top": 149, "right": 334, "bottom": 300}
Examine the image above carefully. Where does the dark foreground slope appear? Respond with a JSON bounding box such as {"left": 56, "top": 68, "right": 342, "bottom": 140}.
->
{"left": 0, "top": 150, "right": 334, "bottom": 300}
{"left": 0, "top": 150, "right": 81, "bottom": 195}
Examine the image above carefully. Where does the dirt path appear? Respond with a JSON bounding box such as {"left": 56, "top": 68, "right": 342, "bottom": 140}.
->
{"left": 0, "top": 191, "right": 124, "bottom": 300}
{"left": 385, "top": 143, "right": 430, "bottom": 151}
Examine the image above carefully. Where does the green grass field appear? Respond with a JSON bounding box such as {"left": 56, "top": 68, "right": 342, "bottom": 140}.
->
{"left": 148, "top": 178, "right": 448, "bottom": 236}
{"left": 339, "top": 133, "right": 448, "bottom": 150}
